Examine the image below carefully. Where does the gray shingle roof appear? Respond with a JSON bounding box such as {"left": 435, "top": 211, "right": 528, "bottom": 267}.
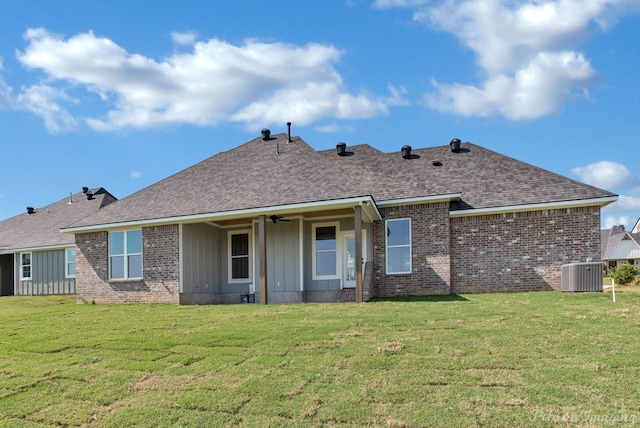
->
{"left": 0, "top": 188, "right": 116, "bottom": 251}
{"left": 65, "top": 136, "right": 616, "bottom": 230}
{"left": 601, "top": 226, "right": 626, "bottom": 258}
{"left": 67, "top": 134, "right": 370, "bottom": 228}
{"left": 320, "top": 142, "right": 616, "bottom": 208}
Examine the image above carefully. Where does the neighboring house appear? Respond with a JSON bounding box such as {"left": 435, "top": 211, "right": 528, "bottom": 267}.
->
{"left": 61, "top": 133, "right": 617, "bottom": 304}
{"left": 0, "top": 188, "right": 117, "bottom": 296}
{"left": 601, "top": 224, "right": 640, "bottom": 274}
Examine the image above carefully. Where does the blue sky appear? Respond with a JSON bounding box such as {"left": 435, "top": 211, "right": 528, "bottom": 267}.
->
{"left": 1, "top": 0, "right": 639, "bottom": 230}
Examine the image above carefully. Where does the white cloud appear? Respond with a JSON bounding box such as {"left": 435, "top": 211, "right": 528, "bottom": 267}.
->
{"left": 374, "top": 0, "right": 430, "bottom": 8}
{"left": 16, "top": 84, "right": 78, "bottom": 133}
{"left": 16, "top": 28, "right": 392, "bottom": 132}
{"left": 574, "top": 159, "right": 640, "bottom": 230}
{"left": 389, "top": 0, "right": 639, "bottom": 120}
{"left": 427, "top": 51, "right": 596, "bottom": 119}
{"left": 0, "top": 76, "right": 11, "bottom": 109}
{"left": 171, "top": 31, "right": 197, "bottom": 46}
{"left": 572, "top": 161, "right": 639, "bottom": 189}
{"left": 130, "top": 171, "right": 142, "bottom": 179}
{"left": 0, "top": 59, "right": 12, "bottom": 109}
{"left": 602, "top": 214, "right": 632, "bottom": 229}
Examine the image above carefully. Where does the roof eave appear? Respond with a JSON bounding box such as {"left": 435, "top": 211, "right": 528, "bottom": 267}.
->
{"left": 377, "top": 193, "right": 462, "bottom": 208}
{"left": 2, "top": 243, "right": 76, "bottom": 253}
{"left": 61, "top": 196, "right": 383, "bottom": 233}
{"left": 449, "top": 196, "right": 619, "bottom": 218}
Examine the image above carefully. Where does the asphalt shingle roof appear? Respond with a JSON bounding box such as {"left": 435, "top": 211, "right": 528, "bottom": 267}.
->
{"left": 67, "top": 134, "right": 370, "bottom": 228}
{"left": 320, "top": 142, "right": 616, "bottom": 209}
{"left": 65, "top": 136, "right": 616, "bottom": 230}
{"left": 0, "top": 188, "right": 116, "bottom": 251}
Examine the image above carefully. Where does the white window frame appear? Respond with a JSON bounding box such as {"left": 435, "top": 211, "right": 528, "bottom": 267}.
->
{"left": 386, "top": 218, "right": 412, "bottom": 274}
{"left": 228, "top": 229, "right": 252, "bottom": 283}
{"left": 109, "top": 230, "right": 143, "bottom": 280}
{"left": 65, "top": 248, "right": 76, "bottom": 279}
{"left": 20, "top": 252, "right": 32, "bottom": 280}
{"left": 312, "top": 222, "right": 340, "bottom": 280}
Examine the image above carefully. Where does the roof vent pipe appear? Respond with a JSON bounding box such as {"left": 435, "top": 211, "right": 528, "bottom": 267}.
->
{"left": 26, "top": 207, "right": 35, "bottom": 215}
{"left": 287, "top": 122, "right": 291, "bottom": 143}
{"left": 261, "top": 128, "right": 271, "bottom": 140}
{"left": 68, "top": 192, "right": 73, "bottom": 204}
{"left": 401, "top": 145, "right": 412, "bottom": 159}
{"left": 450, "top": 138, "right": 461, "bottom": 153}
{"left": 336, "top": 142, "right": 347, "bottom": 156}
{"left": 86, "top": 192, "right": 94, "bottom": 201}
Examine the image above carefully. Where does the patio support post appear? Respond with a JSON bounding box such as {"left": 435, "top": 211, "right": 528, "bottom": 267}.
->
{"left": 258, "top": 214, "right": 268, "bottom": 304}
{"left": 354, "top": 205, "right": 363, "bottom": 303}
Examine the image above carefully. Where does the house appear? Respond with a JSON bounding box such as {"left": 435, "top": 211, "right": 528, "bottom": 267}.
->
{"left": 61, "top": 132, "right": 617, "bottom": 304}
{"left": 601, "top": 224, "right": 640, "bottom": 274}
{"left": 0, "top": 188, "right": 117, "bottom": 296}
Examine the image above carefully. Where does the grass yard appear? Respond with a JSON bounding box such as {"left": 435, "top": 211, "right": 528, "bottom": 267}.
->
{"left": 1, "top": 291, "right": 639, "bottom": 427}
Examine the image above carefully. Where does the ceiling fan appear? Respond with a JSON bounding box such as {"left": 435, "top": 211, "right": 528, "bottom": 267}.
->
{"left": 270, "top": 215, "right": 290, "bottom": 223}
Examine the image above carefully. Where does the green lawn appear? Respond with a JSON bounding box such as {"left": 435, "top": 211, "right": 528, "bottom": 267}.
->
{"left": 1, "top": 291, "right": 639, "bottom": 427}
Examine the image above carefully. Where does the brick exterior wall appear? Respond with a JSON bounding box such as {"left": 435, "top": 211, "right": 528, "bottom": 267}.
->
{"left": 334, "top": 261, "right": 373, "bottom": 302}
{"left": 75, "top": 225, "right": 180, "bottom": 304}
{"left": 449, "top": 206, "right": 601, "bottom": 293}
{"left": 372, "top": 203, "right": 451, "bottom": 297}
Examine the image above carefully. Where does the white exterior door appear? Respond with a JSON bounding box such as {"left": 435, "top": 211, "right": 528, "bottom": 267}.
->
{"left": 342, "top": 231, "right": 366, "bottom": 289}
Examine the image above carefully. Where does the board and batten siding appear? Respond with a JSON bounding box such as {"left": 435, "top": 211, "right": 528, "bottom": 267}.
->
{"left": 181, "top": 223, "right": 224, "bottom": 294}
{"left": 609, "top": 238, "right": 640, "bottom": 260}
{"left": 15, "top": 249, "right": 75, "bottom": 295}
{"left": 258, "top": 219, "right": 301, "bottom": 293}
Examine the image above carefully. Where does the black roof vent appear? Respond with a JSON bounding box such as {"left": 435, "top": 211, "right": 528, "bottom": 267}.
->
{"left": 401, "top": 145, "right": 412, "bottom": 159}
{"left": 261, "top": 128, "right": 271, "bottom": 140}
{"left": 86, "top": 192, "right": 94, "bottom": 200}
{"left": 336, "top": 142, "right": 347, "bottom": 156}
{"left": 82, "top": 186, "right": 89, "bottom": 193}
{"left": 432, "top": 160, "right": 442, "bottom": 166}
{"left": 450, "top": 138, "right": 461, "bottom": 153}
{"left": 26, "top": 206, "right": 35, "bottom": 215}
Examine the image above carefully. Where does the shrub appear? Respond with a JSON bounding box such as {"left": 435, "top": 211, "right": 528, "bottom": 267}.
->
{"left": 610, "top": 263, "right": 638, "bottom": 285}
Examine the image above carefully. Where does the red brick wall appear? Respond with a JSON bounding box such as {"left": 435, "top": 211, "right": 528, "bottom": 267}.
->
{"left": 372, "top": 202, "right": 451, "bottom": 297}
{"left": 449, "top": 206, "right": 601, "bottom": 293}
{"left": 75, "top": 225, "right": 180, "bottom": 304}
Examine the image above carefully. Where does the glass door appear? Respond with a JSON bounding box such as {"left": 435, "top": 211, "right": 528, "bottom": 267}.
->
{"left": 343, "top": 235, "right": 356, "bottom": 288}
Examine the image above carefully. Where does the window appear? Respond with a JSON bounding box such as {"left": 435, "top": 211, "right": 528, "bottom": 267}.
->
{"left": 20, "top": 252, "right": 32, "bottom": 280}
{"left": 313, "top": 223, "right": 339, "bottom": 279}
{"left": 66, "top": 249, "right": 76, "bottom": 278}
{"left": 229, "top": 230, "right": 251, "bottom": 282}
{"left": 109, "top": 230, "right": 142, "bottom": 280}
{"left": 386, "top": 218, "right": 411, "bottom": 274}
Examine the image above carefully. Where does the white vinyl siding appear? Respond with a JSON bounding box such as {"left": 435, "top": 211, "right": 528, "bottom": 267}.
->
{"left": 609, "top": 238, "right": 640, "bottom": 260}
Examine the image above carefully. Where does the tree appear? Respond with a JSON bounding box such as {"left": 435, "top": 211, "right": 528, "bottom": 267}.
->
{"left": 610, "top": 263, "right": 638, "bottom": 285}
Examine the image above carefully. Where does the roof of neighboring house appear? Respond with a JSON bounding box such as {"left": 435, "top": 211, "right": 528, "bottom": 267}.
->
{"left": 0, "top": 188, "right": 116, "bottom": 252}
{"left": 601, "top": 226, "right": 627, "bottom": 258}
{"left": 600, "top": 225, "right": 640, "bottom": 260}
{"left": 63, "top": 134, "right": 617, "bottom": 231}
